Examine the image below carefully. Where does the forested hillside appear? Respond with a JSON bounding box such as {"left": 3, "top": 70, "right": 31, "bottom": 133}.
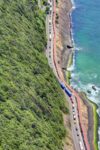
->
{"left": 0, "top": 0, "right": 69, "bottom": 149}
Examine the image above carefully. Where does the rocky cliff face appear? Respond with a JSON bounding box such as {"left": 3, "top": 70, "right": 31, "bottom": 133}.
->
{"left": 56, "top": 0, "right": 73, "bottom": 75}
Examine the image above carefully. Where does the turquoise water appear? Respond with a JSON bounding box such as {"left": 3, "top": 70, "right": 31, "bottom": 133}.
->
{"left": 71, "top": 0, "right": 100, "bottom": 105}
{"left": 71, "top": 0, "right": 100, "bottom": 146}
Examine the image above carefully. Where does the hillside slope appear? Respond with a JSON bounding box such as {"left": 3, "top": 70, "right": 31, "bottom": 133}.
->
{"left": 0, "top": 0, "right": 69, "bottom": 150}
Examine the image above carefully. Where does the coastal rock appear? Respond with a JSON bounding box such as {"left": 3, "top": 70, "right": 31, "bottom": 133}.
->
{"left": 67, "top": 45, "right": 73, "bottom": 49}
{"left": 87, "top": 90, "right": 91, "bottom": 94}
{"left": 92, "top": 85, "right": 96, "bottom": 91}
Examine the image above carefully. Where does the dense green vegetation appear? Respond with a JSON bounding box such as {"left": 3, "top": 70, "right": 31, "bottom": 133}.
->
{"left": 0, "top": 0, "right": 69, "bottom": 149}
{"left": 90, "top": 102, "right": 99, "bottom": 150}
{"left": 87, "top": 99, "right": 99, "bottom": 150}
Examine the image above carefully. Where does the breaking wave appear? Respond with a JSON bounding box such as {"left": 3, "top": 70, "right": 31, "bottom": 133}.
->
{"left": 71, "top": 74, "right": 100, "bottom": 105}
{"left": 71, "top": 0, "right": 76, "bottom": 10}
{"left": 75, "top": 46, "right": 83, "bottom": 51}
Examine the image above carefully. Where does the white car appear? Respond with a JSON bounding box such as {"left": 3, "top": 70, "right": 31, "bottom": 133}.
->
{"left": 73, "top": 115, "right": 76, "bottom": 120}
{"left": 49, "top": 2, "right": 52, "bottom": 6}
{"left": 49, "top": 34, "right": 51, "bottom": 39}
{"left": 79, "top": 141, "right": 84, "bottom": 150}
{"left": 50, "top": 7, "right": 52, "bottom": 11}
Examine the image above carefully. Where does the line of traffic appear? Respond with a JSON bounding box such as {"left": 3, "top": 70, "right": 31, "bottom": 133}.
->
{"left": 46, "top": 0, "right": 90, "bottom": 149}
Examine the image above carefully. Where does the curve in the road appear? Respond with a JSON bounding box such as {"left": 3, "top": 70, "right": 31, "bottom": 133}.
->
{"left": 52, "top": 0, "right": 91, "bottom": 150}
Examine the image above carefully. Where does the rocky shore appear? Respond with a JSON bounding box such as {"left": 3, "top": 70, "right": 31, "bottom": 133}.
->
{"left": 55, "top": 0, "right": 96, "bottom": 149}
{"left": 56, "top": 1, "right": 74, "bottom": 149}
{"left": 56, "top": 0, "right": 73, "bottom": 76}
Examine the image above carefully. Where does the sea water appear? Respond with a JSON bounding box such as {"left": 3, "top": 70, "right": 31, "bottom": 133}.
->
{"left": 71, "top": 0, "right": 100, "bottom": 147}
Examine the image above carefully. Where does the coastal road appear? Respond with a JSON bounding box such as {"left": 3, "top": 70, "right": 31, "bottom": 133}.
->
{"left": 45, "top": 1, "right": 57, "bottom": 77}
{"left": 45, "top": 0, "right": 89, "bottom": 150}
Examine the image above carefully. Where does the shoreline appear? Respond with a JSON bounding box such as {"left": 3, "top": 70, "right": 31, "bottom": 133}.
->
{"left": 67, "top": 0, "right": 99, "bottom": 149}
{"left": 85, "top": 95, "right": 99, "bottom": 150}
{"left": 55, "top": 0, "right": 99, "bottom": 149}
{"left": 79, "top": 92, "right": 99, "bottom": 150}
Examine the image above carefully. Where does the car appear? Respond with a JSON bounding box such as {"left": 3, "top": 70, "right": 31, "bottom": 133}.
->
{"left": 72, "top": 111, "right": 75, "bottom": 115}
{"left": 73, "top": 111, "right": 75, "bottom": 115}
{"left": 73, "top": 115, "right": 76, "bottom": 120}
{"left": 49, "top": 10, "right": 51, "bottom": 14}
{"left": 49, "top": 30, "right": 51, "bottom": 34}
{"left": 72, "top": 104, "right": 75, "bottom": 109}
{"left": 77, "top": 134, "right": 79, "bottom": 136}
{"left": 79, "top": 141, "right": 84, "bottom": 150}
{"left": 73, "top": 118, "right": 76, "bottom": 121}
{"left": 70, "top": 97, "right": 74, "bottom": 103}
{"left": 49, "top": 19, "right": 51, "bottom": 22}
{"left": 71, "top": 100, "right": 74, "bottom": 104}
{"left": 49, "top": 34, "right": 51, "bottom": 39}
{"left": 50, "top": 7, "right": 52, "bottom": 11}
{"left": 74, "top": 120, "right": 76, "bottom": 124}
{"left": 49, "top": 2, "right": 52, "bottom": 6}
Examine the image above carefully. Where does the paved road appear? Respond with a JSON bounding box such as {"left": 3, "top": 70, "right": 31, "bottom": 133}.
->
{"left": 46, "top": 4, "right": 58, "bottom": 77}
{"left": 45, "top": 0, "right": 89, "bottom": 150}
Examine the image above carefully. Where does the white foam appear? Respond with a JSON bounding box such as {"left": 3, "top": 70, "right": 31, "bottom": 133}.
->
{"left": 92, "top": 73, "right": 98, "bottom": 79}
{"left": 71, "top": 73, "right": 75, "bottom": 78}
{"left": 71, "top": 76, "right": 100, "bottom": 104}
{"left": 86, "top": 83, "right": 100, "bottom": 95}
{"left": 75, "top": 46, "right": 83, "bottom": 51}
{"left": 72, "top": 5, "right": 76, "bottom": 10}
{"left": 94, "top": 74, "right": 98, "bottom": 79}
{"left": 70, "top": 65, "right": 100, "bottom": 147}
{"left": 67, "top": 51, "right": 76, "bottom": 72}
{"left": 67, "top": 66, "right": 74, "bottom": 71}
{"left": 71, "top": 0, "right": 76, "bottom": 9}
{"left": 82, "top": 83, "right": 100, "bottom": 103}
{"left": 70, "top": 0, "right": 100, "bottom": 145}
{"left": 68, "top": 14, "right": 77, "bottom": 73}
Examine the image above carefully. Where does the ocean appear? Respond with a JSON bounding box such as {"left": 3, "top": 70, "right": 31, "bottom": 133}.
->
{"left": 71, "top": 0, "right": 100, "bottom": 147}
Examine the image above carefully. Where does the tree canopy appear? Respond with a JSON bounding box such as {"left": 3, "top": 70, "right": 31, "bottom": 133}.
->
{"left": 0, "top": 0, "right": 68, "bottom": 149}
